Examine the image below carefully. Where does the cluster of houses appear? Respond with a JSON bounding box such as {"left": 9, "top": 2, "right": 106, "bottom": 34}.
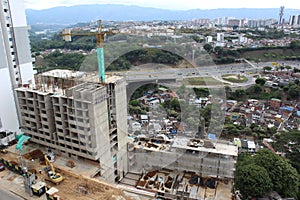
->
{"left": 129, "top": 87, "right": 182, "bottom": 135}
{"left": 264, "top": 70, "right": 300, "bottom": 88}
{"left": 225, "top": 98, "right": 299, "bottom": 131}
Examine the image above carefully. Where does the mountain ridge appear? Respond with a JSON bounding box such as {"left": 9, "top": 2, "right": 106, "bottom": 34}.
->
{"left": 25, "top": 4, "right": 300, "bottom": 25}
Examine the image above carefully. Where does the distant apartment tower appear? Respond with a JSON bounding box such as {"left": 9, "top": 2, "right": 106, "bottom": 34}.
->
{"left": 248, "top": 19, "right": 277, "bottom": 28}
{"left": 228, "top": 19, "right": 241, "bottom": 27}
{"left": 16, "top": 70, "right": 128, "bottom": 182}
{"left": 289, "top": 15, "right": 300, "bottom": 27}
{"left": 193, "top": 18, "right": 210, "bottom": 26}
{"left": 0, "top": 0, "right": 34, "bottom": 132}
{"left": 215, "top": 17, "right": 229, "bottom": 26}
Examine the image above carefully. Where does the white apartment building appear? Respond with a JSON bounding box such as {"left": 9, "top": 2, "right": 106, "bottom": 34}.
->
{"left": 0, "top": 0, "right": 34, "bottom": 132}
{"left": 289, "top": 15, "right": 300, "bottom": 27}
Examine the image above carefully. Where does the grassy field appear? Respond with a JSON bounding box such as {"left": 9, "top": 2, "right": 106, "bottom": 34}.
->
{"left": 241, "top": 48, "right": 300, "bottom": 62}
{"left": 222, "top": 74, "right": 248, "bottom": 83}
{"left": 187, "top": 77, "right": 223, "bottom": 85}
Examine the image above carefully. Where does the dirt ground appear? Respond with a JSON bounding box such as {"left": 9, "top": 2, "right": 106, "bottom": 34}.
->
{"left": 223, "top": 75, "right": 239, "bottom": 79}
{"left": 0, "top": 150, "right": 135, "bottom": 200}
{"left": 48, "top": 169, "right": 133, "bottom": 200}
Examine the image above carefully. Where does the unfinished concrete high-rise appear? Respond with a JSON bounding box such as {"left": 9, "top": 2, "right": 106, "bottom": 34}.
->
{"left": 16, "top": 70, "right": 128, "bottom": 182}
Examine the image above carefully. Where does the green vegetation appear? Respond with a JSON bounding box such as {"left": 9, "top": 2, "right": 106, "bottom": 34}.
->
{"left": 128, "top": 99, "right": 149, "bottom": 115}
{"left": 241, "top": 48, "right": 300, "bottom": 62}
{"left": 161, "top": 98, "right": 181, "bottom": 119}
{"left": 193, "top": 88, "right": 210, "bottom": 97}
{"left": 263, "top": 66, "right": 272, "bottom": 73}
{"left": 255, "top": 78, "right": 266, "bottom": 86}
{"left": 30, "top": 33, "right": 96, "bottom": 52}
{"left": 35, "top": 50, "right": 85, "bottom": 71}
{"left": 235, "top": 150, "right": 300, "bottom": 199}
{"left": 274, "top": 130, "right": 300, "bottom": 174}
{"left": 130, "top": 83, "right": 158, "bottom": 100}
{"left": 187, "top": 77, "right": 223, "bottom": 85}
{"left": 222, "top": 74, "right": 248, "bottom": 83}
{"left": 290, "top": 40, "right": 300, "bottom": 49}
{"left": 221, "top": 120, "right": 277, "bottom": 140}
{"left": 226, "top": 80, "right": 300, "bottom": 101}
{"left": 235, "top": 164, "right": 272, "bottom": 198}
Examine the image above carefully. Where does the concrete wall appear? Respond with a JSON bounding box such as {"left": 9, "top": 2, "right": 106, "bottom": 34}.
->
{"left": 129, "top": 145, "right": 236, "bottom": 179}
{"left": 115, "top": 78, "right": 129, "bottom": 180}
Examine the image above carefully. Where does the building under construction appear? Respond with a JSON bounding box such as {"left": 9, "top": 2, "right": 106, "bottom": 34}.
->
{"left": 123, "top": 135, "right": 238, "bottom": 199}
{"left": 16, "top": 69, "right": 128, "bottom": 183}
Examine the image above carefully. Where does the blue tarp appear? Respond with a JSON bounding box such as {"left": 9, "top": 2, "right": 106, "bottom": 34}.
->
{"left": 171, "top": 129, "right": 177, "bottom": 134}
{"left": 208, "top": 133, "right": 216, "bottom": 140}
{"left": 280, "top": 106, "right": 293, "bottom": 112}
{"left": 297, "top": 111, "right": 300, "bottom": 117}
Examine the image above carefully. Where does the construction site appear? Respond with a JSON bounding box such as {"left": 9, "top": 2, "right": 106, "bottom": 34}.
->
{"left": 0, "top": 131, "right": 237, "bottom": 200}
{"left": 7, "top": 67, "right": 238, "bottom": 199}
{"left": 118, "top": 135, "right": 237, "bottom": 200}
{"left": 0, "top": 141, "right": 150, "bottom": 200}
{"left": 0, "top": 14, "right": 240, "bottom": 199}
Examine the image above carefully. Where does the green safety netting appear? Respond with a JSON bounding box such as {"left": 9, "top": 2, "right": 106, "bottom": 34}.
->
{"left": 97, "top": 47, "right": 106, "bottom": 82}
{"left": 16, "top": 135, "right": 31, "bottom": 153}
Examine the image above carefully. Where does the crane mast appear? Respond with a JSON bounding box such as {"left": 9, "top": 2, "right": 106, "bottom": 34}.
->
{"left": 62, "top": 20, "right": 109, "bottom": 83}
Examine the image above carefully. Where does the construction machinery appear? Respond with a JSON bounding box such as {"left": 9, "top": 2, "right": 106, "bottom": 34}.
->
{"left": 15, "top": 134, "right": 36, "bottom": 196}
{"left": 44, "top": 154, "right": 63, "bottom": 184}
{"left": 62, "top": 20, "right": 117, "bottom": 83}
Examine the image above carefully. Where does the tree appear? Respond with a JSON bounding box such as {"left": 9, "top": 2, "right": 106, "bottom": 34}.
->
{"left": 236, "top": 149, "right": 300, "bottom": 199}
{"left": 274, "top": 131, "right": 300, "bottom": 173}
{"left": 294, "top": 67, "right": 300, "bottom": 73}
{"left": 254, "top": 149, "right": 300, "bottom": 198}
{"left": 235, "top": 164, "right": 272, "bottom": 198}
{"left": 255, "top": 78, "right": 266, "bottom": 86}
{"left": 203, "top": 43, "right": 213, "bottom": 53}
{"left": 253, "top": 84, "right": 263, "bottom": 93}
{"left": 290, "top": 40, "right": 300, "bottom": 49}
{"left": 285, "top": 65, "right": 292, "bottom": 71}
{"left": 288, "top": 84, "right": 300, "bottom": 99}
{"left": 263, "top": 66, "right": 272, "bottom": 72}
{"left": 235, "top": 89, "right": 246, "bottom": 98}
{"left": 129, "top": 100, "right": 140, "bottom": 107}
{"left": 240, "top": 127, "right": 252, "bottom": 136}
{"left": 214, "top": 46, "right": 223, "bottom": 55}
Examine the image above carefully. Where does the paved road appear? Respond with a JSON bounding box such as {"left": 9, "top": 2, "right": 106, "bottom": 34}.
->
{"left": 116, "top": 61, "right": 300, "bottom": 82}
{"left": 0, "top": 187, "right": 24, "bottom": 200}
{"left": 119, "top": 62, "right": 262, "bottom": 83}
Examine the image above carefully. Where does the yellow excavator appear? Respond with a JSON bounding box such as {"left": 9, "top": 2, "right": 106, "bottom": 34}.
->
{"left": 44, "top": 155, "right": 63, "bottom": 184}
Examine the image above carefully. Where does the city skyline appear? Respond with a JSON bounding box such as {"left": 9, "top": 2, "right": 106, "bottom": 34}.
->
{"left": 24, "top": 0, "right": 300, "bottom": 10}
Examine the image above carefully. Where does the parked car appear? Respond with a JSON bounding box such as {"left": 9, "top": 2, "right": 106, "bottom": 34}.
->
{"left": 0, "top": 163, "right": 5, "bottom": 171}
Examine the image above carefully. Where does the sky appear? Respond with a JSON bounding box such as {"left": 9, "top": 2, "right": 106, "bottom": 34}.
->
{"left": 24, "top": 0, "right": 300, "bottom": 10}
